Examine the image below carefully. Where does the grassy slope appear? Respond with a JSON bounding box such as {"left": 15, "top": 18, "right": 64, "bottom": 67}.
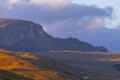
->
{"left": 0, "top": 49, "right": 81, "bottom": 80}
{"left": 43, "top": 51, "right": 120, "bottom": 80}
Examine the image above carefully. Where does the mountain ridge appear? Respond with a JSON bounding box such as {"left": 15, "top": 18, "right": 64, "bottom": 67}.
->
{"left": 0, "top": 18, "right": 108, "bottom": 52}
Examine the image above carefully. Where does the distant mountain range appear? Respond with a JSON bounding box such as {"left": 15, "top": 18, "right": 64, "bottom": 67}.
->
{"left": 0, "top": 18, "right": 108, "bottom": 52}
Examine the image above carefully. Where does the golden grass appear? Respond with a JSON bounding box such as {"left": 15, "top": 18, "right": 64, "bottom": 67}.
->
{"left": 0, "top": 52, "right": 38, "bottom": 70}
{"left": 0, "top": 49, "right": 81, "bottom": 80}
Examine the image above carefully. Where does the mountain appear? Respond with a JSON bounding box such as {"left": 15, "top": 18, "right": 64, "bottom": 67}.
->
{"left": 0, "top": 49, "right": 81, "bottom": 80}
{"left": 0, "top": 18, "right": 108, "bottom": 52}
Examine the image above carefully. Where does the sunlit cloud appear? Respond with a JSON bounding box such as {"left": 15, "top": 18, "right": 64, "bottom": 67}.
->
{"left": 8, "top": 0, "right": 21, "bottom": 5}
{"left": 29, "top": 0, "right": 70, "bottom": 8}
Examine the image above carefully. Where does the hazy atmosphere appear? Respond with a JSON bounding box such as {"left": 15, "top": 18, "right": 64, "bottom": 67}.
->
{"left": 0, "top": 0, "right": 120, "bottom": 52}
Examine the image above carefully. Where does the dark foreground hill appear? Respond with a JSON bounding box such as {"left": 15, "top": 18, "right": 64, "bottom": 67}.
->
{"left": 0, "top": 49, "right": 81, "bottom": 80}
{"left": 0, "top": 18, "right": 108, "bottom": 52}
{"left": 0, "top": 69, "right": 32, "bottom": 80}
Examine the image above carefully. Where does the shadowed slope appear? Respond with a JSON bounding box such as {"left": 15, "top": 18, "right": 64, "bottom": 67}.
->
{"left": 0, "top": 69, "right": 32, "bottom": 80}
{"left": 43, "top": 51, "right": 120, "bottom": 80}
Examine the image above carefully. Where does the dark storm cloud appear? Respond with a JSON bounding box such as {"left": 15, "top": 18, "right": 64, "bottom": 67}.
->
{"left": 43, "top": 5, "right": 112, "bottom": 23}
{"left": 1, "top": 2, "right": 112, "bottom": 36}
{"left": 0, "top": 1, "right": 113, "bottom": 23}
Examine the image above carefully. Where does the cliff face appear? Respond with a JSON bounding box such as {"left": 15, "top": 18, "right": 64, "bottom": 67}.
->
{"left": 0, "top": 18, "right": 108, "bottom": 52}
{"left": 0, "top": 19, "right": 51, "bottom": 46}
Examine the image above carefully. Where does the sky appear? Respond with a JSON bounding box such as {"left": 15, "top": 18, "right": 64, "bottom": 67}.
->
{"left": 0, "top": 0, "right": 120, "bottom": 52}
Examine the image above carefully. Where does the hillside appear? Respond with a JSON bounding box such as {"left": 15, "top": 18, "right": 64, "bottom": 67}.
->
{"left": 0, "top": 49, "right": 81, "bottom": 80}
{"left": 0, "top": 69, "right": 32, "bottom": 80}
{"left": 43, "top": 51, "right": 120, "bottom": 80}
{"left": 0, "top": 18, "right": 107, "bottom": 52}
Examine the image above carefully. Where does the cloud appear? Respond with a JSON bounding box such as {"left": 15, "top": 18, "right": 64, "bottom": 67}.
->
{"left": 8, "top": 0, "right": 21, "bottom": 5}
{"left": 29, "top": 0, "right": 70, "bottom": 8}
{"left": 0, "top": 0, "right": 112, "bottom": 21}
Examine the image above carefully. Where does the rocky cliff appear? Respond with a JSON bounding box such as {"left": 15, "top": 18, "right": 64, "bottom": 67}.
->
{"left": 0, "top": 18, "right": 108, "bottom": 52}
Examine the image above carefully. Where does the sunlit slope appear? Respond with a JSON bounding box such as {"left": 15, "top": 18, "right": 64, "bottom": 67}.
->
{"left": 0, "top": 49, "right": 80, "bottom": 80}
{"left": 44, "top": 51, "right": 120, "bottom": 80}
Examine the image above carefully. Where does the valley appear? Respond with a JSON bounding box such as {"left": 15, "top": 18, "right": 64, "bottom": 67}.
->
{"left": 43, "top": 51, "right": 120, "bottom": 80}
